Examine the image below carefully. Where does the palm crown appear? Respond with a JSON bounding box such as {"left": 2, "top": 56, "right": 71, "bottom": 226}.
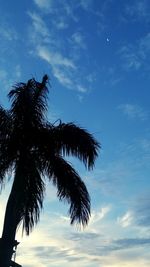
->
{"left": 0, "top": 75, "right": 99, "bottom": 235}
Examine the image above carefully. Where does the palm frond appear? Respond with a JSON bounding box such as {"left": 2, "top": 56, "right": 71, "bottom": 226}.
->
{"left": 8, "top": 82, "right": 33, "bottom": 123}
{"left": 0, "top": 145, "right": 15, "bottom": 186}
{"left": 0, "top": 110, "right": 15, "bottom": 186}
{"left": 0, "top": 107, "right": 11, "bottom": 136}
{"left": 8, "top": 76, "right": 49, "bottom": 126}
{"left": 38, "top": 122, "right": 100, "bottom": 170}
{"left": 27, "top": 75, "right": 49, "bottom": 119}
{"left": 13, "top": 155, "right": 45, "bottom": 235}
{"left": 33, "top": 74, "right": 49, "bottom": 101}
{"left": 45, "top": 155, "right": 90, "bottom": 227}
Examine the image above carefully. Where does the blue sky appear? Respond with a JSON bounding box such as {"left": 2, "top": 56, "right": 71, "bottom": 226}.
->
{"left": 0, "top": 0, "right": 150, "bottom": 266}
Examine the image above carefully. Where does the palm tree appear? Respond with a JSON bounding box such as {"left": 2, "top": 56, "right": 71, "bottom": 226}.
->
{"left": 0, "top": 75, "right": 99, "bottom": 267}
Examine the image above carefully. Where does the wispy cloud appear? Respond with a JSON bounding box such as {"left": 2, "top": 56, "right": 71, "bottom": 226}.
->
{"left": 28, "top": 11, "right": 90, "bottom": 93}
{"left": 33, "top": 0, "right": 53, "bottom": 9}
{"left": 133, "top": 195, "right": 150, "bottom": 228}
{"left": 111, "top": 237, "right": 150, "bottom": 250}
{"left": 16, "top": 212, "right": 150, "bottom": 267}
{"left": 28, "top": 12, "right": 51, "bottom": 45}
{"left": 117, "top": 211, "right": 134, "bottom": 227}
{"left": 33, "top": 0, "right": 78, "bottom": 22}
{"left": 139, "top": 32, "right": 150, "bottom": 57}
{"left": 0, "top": 24, "right": 18, "bottom": 41}
{"left": 52, "top": 17, "right": 68, "bottom": 30}
{"left": 79, "top": 0, "right": 93, "bottom": 11}
{"left": 118, "top": 104, "right": 148, "bottom": 121}
{"left": 33, "top": 0, "right": 95, "bottom": 14}
{"left": 36, "top": 46, "right": 77, "bottom": 89}
{"left": 116, "top": 193, "right": 150, "bottom": 230}
{"left": 126, "top": 139, "right": 147, "bottom": 165}
{"left": 119, "top": 32, "right": 150, "bottom": 72}
{"left": 90, "top": 206, "right": 111, "bottom": 225}
{"left": 1, "top": 187, "right": 148, "bottom": 267}
{"left": 119, "top": 45, "right": 142, "bottom": 71}
{"left": 87, "top": 161, "right": 136, "bottom": 197}
{"left": 37, "top": 46, "right": 76, "bottom": 69}
{"left": 71, "top": 32, "right": 86, "bottom": 49}
{"left": 125, "top": 0, "right": 150, "bottom": 21}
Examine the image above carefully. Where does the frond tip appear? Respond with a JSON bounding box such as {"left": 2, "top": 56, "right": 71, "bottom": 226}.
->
{"left": 42, "top": 74, "right": 49, "bottom": 86}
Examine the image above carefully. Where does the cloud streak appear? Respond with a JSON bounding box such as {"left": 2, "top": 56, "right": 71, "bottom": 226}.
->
{"left": 28, "top": 9, "right": 91, "bottom": 93}
{"left": 33, "top": 0, "right": 53, "bottom": 10}
{"left": 119, "top": 31, "right": 150, "bottom": 73}
{"left": 125, "top": 0, "right": 150, "bottom": 21}
{"left": 117, "top": 211, "right": 134, "bottom": 228}
{"left": 118, "top": 103, "right": 148, "bottom": 121}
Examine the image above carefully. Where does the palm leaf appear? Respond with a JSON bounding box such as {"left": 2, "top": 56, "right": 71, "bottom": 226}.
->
{"left": 0, "top": 143, "right": 15, "bottom": 186}
{"left": 8, "top": 76, "right": 48, "bottom": 126}
{"left": 44, "top": 155, "right": 90, "bottom": 227}
{"left": 0, "top": 106, "right": 11, "bottom": 132}
{"left": 36, "top": 122, "right": 100, "bottom": 170}
{"left": 13, "top": 154, "right": 45, "bottom": 235}
{"left": 0, "top": 108, "right": 15, "bottom": 185}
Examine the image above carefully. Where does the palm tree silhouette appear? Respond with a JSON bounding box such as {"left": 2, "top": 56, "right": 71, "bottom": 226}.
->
{"left": 0, "top": 75, "right": 99, "bottom": 267}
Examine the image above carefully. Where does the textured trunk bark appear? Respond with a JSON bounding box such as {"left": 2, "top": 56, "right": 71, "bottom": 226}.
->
{"left": 0, "top": 180, "right": 20, "bottom": 267}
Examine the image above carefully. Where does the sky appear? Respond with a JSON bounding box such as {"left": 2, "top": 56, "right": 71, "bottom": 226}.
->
{"left": 0, "top": 0, "right": 150, "bottom": 266}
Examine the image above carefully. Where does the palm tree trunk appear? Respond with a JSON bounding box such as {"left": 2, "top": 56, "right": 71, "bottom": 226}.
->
{"left": 0, "top": 180, "right": 20, "bottom": 267}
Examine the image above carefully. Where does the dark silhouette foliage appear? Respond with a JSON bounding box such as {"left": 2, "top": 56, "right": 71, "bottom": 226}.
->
{"left": 0, "top": 75, "right": 100, "bottom": 237}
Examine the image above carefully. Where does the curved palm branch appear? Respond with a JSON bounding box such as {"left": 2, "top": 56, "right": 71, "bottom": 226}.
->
{"left": 45, "top": 155, "right": 90, "bottom": 226}
{"left": 34, "top": 122, "right": 100, "bottom": 170}
{"left": 55, "top": 123, "right": 100, "bottom": 169}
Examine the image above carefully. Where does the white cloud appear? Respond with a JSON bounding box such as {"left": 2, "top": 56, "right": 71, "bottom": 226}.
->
{"left": 79, "top": 0, "right": 93, "bottom": 10}
{"left": 62, "top": 2, "right": 79, "bottom": 22}
{"left": 28, "top": 12, "right": 50, "bottom": 40}
{"left": 0, "top": 25, "right": 18, "bottom": 41}
{"left": 71, "top": 32, "right": 86, "bottom": 49}
{"left": 36, "top": 46, "right": 79, "bottom": 89}
{"left": 119, "top": 32, "right": 150, "bottom": 72}
{"left": 36, "top": 46, "right": 88, "bottom": 92}
{"left": 53, "top": 18, "right": 68, "bottom": 30}
{"left": 133, "top": 195, "right": 150, "bottom": 228}
{"left": 77, "top": 85, "right": 87, "bottom": 93}
{"left": 52, "top": 66, "right": 73, "bottom": 87}
{"left": 125, "top": 0, "right": 149, "bottom": 21}
{"left": 118, "top": 104, "right": 148, "bottom": 121}
{"left": 28, "top": 4, "right": 94, "bottom": 94}
{"left": 33, "top": 0, "right": 53, "bottom": 9}
{"left": 119, "top": 45, "right": 141, "bottom": 71}
{"left": 90, "top": 206, "right": 111, "bottom": 225}
{"left": 117, "top": 211, "right": 134, "bottom": 228}
{"left": 1, "top": 187, "right": 150, "bottom": 267}
{"left": 37, "top": 46, "right": 76, "bottom": 69}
